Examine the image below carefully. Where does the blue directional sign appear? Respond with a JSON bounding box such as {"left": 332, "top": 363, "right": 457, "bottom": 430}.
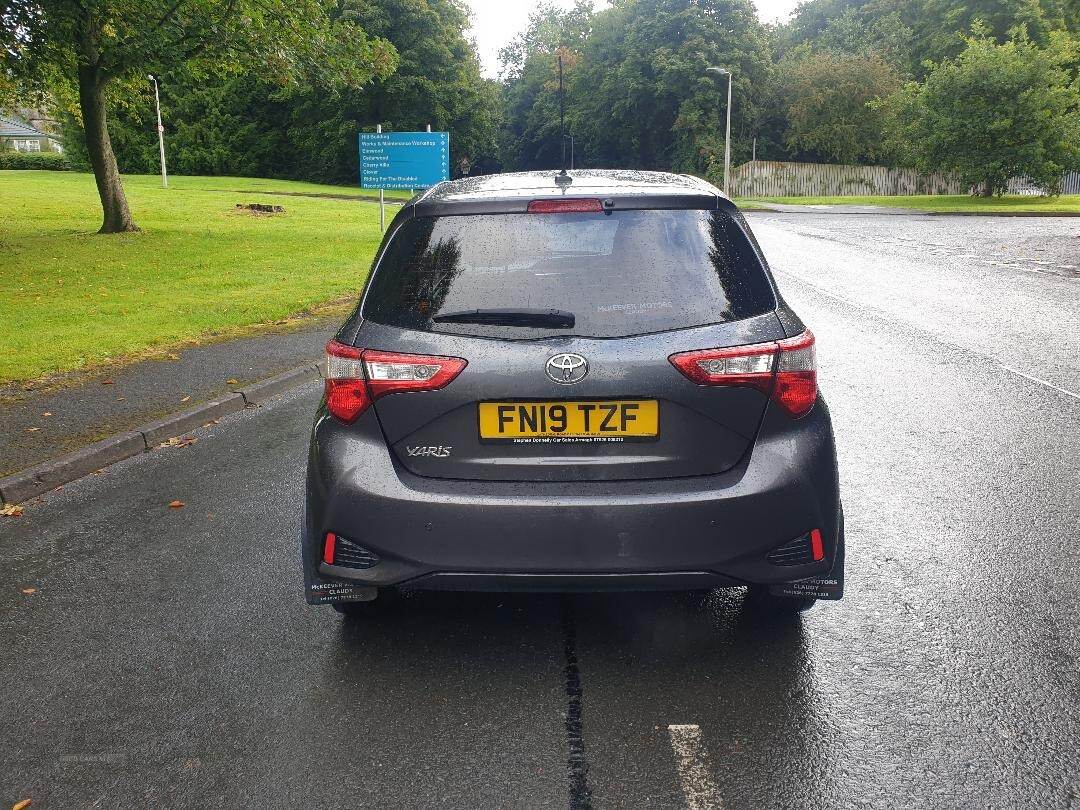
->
{"left": 359, "top": 131, "right": 450, "bottom": 190}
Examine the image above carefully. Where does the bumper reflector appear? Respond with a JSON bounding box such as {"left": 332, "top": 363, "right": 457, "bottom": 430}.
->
{"left": 766, "top": 530, "right": 825, "bottom": 566}
{"left": 322, "top": 532, "right": 381, "bottom": 570}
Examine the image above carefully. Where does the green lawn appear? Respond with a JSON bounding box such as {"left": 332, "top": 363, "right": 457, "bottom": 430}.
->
{"left": 0, "top": 171, "right": 405, "bottom": 384}
{"left": 739, "top": 194, "right": 1080, "bottom": 213}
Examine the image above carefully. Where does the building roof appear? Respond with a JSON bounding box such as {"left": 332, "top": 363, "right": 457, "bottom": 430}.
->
{"left": 0, "top": 116, "right": 51, "bottom": 138}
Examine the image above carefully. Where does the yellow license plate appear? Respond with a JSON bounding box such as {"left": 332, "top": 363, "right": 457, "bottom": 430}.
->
{"left": 478, "top": 400, "right": 659, "bottom": 442}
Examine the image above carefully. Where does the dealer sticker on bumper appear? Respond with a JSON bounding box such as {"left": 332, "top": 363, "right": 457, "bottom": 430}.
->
{"left": 769, "top": 574, "right": 844, "bottom": 600}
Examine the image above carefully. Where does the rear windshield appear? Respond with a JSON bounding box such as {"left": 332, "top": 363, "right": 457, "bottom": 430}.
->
{"left": 362, "top": 209, "right": 775, "bottom": 339}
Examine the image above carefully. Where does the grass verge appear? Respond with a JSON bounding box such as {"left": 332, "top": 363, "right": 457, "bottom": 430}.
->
{"left": 0, "top": 170, "right": 402, "bottom": 383}
{"left": 739, "top": 194, "right": 1080, "bottom": 213}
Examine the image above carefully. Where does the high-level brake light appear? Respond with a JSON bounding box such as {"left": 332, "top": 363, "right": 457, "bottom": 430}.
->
{"left": 527, "top": 198, "right": 604, "bottom": 214}
{"left": 668, "top": 330, "right": 818, "bottom": 417}
{"left": 324, "top": 341, "right": 467, "bottom": 423}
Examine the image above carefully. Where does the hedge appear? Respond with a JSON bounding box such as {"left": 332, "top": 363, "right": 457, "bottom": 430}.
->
{"left": 0, "top": 151, "right": 72, "bottom": 170}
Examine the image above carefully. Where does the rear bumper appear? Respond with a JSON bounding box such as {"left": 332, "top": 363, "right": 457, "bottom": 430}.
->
{"left": 301, "top": 400, "right": 841, "bottom": 601}
{"left": 400, "top": 571, "right": 744, "bottom": 592}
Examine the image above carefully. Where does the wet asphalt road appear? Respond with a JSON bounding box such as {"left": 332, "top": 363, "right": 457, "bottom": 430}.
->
{"left": 2, "top": 213, "right": 1079, "bottom": 808}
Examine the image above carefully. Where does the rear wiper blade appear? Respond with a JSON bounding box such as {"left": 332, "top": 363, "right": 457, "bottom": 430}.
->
{"left": 432, "top": 308, "right": 575, "bottom": 328}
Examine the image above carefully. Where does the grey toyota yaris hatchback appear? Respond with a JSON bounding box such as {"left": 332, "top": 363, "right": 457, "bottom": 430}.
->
{"left": 302, "top": 170, "right": 844, "bottom": 616}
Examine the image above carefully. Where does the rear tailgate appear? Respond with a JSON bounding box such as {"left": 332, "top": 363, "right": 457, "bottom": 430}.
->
{"left": 362, "top": 316, "right": 784, "bottom": 482}
{"left": 356, "top": 204, "right": 783, "bottom": 482}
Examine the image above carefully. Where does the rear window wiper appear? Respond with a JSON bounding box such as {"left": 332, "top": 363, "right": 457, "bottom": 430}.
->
{"left": 432, "top": 308, "right": 575, "bottom": 328}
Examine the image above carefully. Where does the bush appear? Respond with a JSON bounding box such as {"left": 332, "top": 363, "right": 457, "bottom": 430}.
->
{"left": 0, "top": 150, "right": 72, "bottom": 170}
{"left": 881, "top": 34, "right": 1080, "bottom": 197}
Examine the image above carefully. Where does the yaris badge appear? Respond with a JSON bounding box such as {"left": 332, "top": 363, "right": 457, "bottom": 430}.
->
{"left": 546, "top": 353, "right": 589, "bottom": 384}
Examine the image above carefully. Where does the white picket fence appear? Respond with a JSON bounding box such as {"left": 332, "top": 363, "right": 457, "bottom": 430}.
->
{"left": 731, "top": 160, "right": 1080, "bottom": 197}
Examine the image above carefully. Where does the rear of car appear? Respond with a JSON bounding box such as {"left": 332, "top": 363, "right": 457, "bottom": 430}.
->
{"left": 301, "top": 171, "right": 842, "bottom": 610}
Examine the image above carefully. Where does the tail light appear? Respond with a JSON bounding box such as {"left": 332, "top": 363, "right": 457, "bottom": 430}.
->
{"left": 363, "top": 350, "right": 468, "bottom": 399}
{"left": 773, "top": 331, "right": 817, "bottom": 418}
{"left": 325, "top": 342, "right": 368, "bottom": 424}
{"left": 324, "top": 340, "right": 467, "bottom": 423}
{"left": 668, "top": 330, "right": 817, "bottom": 418}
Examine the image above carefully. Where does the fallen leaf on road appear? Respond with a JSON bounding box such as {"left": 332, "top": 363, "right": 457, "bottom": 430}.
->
{"left": 226, "top": 378, "right": 239, "bottom": 385}
{"left": 116, "top": 395, "right": 125, "bottom": 401}
{"left": 180, "top": 395, "right": 191, "bottom": 403}
{"left": 101, "top": 379, "right": 114, "bottom": 385}
{"left": 22, "top": 587, "right": 36, "bottom": 595}
{"left": 43, "top": 411, "right": 52, "bottom": 417}
{"left": 27, "top": 427, "right": 40, "bottom": 432}
{"left": 160, "top": 436, "right": 197, "bottom": 448}
{"left": 13, "top": 799, "right": 32, "bottom": 810}
{"left": 1, "top": 504, "right": 24, "bottom": 517}
{"left": 168, "top": 500, "right": 185, "bottom": 509}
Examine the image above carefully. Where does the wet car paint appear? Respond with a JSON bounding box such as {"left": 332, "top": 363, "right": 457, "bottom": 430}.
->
{"left": 303, "top": 172, "right": 840, "bottom": 597}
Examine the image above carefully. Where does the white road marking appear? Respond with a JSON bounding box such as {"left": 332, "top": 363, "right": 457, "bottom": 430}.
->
{"left": 999, "top": 366, "right": 1080, "bottom": 401}
{"left": 668, "top": 724, "right": 723, "bottom": 810}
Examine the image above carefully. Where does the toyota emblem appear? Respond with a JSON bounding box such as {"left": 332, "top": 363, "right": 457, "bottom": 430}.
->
{"left": 546, "top": 353, "right": 589, "bottom": 384}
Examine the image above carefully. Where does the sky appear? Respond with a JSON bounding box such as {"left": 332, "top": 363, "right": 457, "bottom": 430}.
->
{"left": 465, "top": 0, "right": 804, "bottom": 78}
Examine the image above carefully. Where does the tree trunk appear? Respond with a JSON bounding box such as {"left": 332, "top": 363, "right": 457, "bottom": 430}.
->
{"left": 77, "top": 66, "right": 138, "bottom": 233}
{"left": 982, "top": 177, "right": 995, "bottom": 198}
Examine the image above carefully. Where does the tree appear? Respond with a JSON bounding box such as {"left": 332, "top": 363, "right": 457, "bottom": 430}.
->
{"left": 580, "top": 0, "right": 773, "bottom": 179}
{"left": 1, "top": 1, "right": 396, "bottom": 232}
{"left": 776, "top": 48, "right": 902, "bottom": 163}
{"left": 779, "top": 0, "right": 1074, "bottom": 78}
{"left": 331, "top": 0, "right": 500, "bottom": 178}
{"left": 882, "top": 33, "right": 1079, "bottom": 195}
{"left": 0, "top": 71, "right": 20, "bottom": 111}
{"left": 498, "top": 1, "right": 594, "bottom": 171}
{"left": 499, "top": 0, "right": 774, "bottom": 179}
{"left": 812, "top": 7, "right": 914, "bottom": 68}
{"left": 47, "top": 0, "right": 497, "bottom": 187}
{"left": 909, "top": 0, "right": 1069, "bottom": 70}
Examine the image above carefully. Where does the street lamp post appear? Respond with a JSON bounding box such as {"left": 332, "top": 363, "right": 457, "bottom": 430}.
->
{"left": 148, "top": 74, "right": 168, "bottom": 189}
{"left": 706, "top": 66, "right": 732, "bottom": 197}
